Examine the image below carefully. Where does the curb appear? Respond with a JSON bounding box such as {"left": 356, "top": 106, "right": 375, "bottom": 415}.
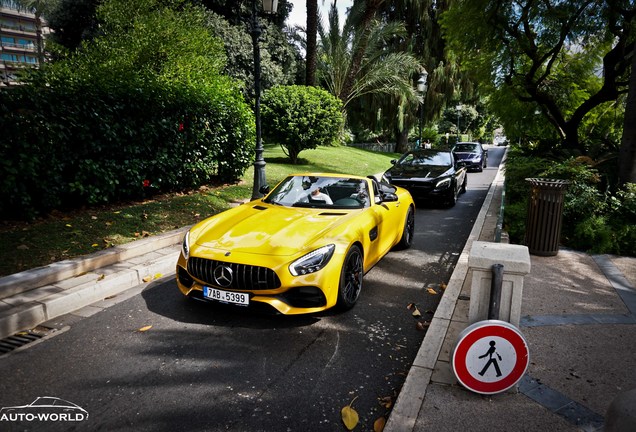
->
{"left": 0, "top": 227, "right": 188, "bottom": 300}
{"left": 0, "top": 228, "right": 188, "bottom": 339}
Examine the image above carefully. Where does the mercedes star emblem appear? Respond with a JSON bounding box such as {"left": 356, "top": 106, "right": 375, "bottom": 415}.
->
{"left": 213, "top": 265, "right": 233, "bottom": 288}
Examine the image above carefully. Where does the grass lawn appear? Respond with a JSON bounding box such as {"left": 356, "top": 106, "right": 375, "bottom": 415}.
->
{"left": 0, "top": 145, "right": 399, "bottom": 277}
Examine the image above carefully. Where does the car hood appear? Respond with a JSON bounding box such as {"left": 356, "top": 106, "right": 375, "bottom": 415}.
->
{"left": 189, "top": 203, "right": 355, "bottom": 257}
{"left": 386, "top": 165, "right": 452, "bottom": 180}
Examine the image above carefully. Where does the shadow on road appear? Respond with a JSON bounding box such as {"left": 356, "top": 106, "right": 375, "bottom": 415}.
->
{"left": 141, "top": 279, "right": 325, "bottom": 329}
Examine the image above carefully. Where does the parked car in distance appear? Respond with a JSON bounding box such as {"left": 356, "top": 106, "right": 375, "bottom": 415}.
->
{"left": 452, "top": 141, "right": 488, "bottom": 171}
{"left": 176, "top": 173, "right": 416, "bottom": 315}
{"left": 384, "top": 149, "right": 467, "bottom": 207}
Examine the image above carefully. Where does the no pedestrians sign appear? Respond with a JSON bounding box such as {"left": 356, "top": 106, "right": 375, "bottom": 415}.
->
{"left": 452, "top": 320, "right": 530, "bottom": 394}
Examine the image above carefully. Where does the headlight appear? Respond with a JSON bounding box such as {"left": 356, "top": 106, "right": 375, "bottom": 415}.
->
{"left": 182, "top": 231, "right": 190, "bottom": 260}
{"left": 435, "top": 178, "right": 452, "bottom": 189}
{"left": 289, "top": 244, "right": 336, "bottom": 276}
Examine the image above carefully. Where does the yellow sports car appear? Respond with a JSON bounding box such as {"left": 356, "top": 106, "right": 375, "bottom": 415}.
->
{"left": 176, "top": 173, "right": 415, "bottom": 314}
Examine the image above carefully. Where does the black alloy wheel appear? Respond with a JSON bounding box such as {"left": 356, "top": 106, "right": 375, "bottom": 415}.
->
{"left": 396, "top": 206, "right": 415, "bottom": 249}
{"left": 446, "top": 181, "right": 458, "bottom": 207}
{"left": 460, "top": 174, "right": 468, "bottom": 194}
{"left": 337, "top": 245, "right": 363, "bottom": 309}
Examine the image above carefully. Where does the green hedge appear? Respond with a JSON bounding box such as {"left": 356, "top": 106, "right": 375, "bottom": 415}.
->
{"left": 504, "top": 148, "right": 636, "bottom": 256}
{"left": 0, "top": 78, "right": 254, "bottom": 219}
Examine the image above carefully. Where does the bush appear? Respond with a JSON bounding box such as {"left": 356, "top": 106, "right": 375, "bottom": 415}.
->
{"left": 503, "top": 149, "right": 635, "bottom": 256}
{"left": 0, "top": 77, "right": 254, "bottom": 219}
{"left": 261, "top": 85, "right": 344, "bottom": 164}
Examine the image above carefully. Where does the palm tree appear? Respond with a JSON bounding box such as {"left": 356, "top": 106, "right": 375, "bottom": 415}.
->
{"left": 305, "top": 0, "right": 318, "bottom": 85}
{"left": 16, "top": 0, "right": 57, "bottom": 65}
{"left": 317, "top": 2, "right": 421, "bottom": 110}
{"left": 316, "top": 1, "right": 421, "bottom": 151}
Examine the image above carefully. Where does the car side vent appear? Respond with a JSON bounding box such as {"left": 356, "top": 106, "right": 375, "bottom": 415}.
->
{"left": 253, "top": 205, "right": 268, "bottom": 210}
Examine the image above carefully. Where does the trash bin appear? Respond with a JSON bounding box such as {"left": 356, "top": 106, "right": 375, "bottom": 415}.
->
{"left": 524, "top": 178, "right": 570, "bottom": 256}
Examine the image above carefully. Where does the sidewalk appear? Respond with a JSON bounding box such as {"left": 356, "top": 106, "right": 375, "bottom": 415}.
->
{"left": 1, "top": 161, "right": 635, "bottom": 431}
{"left": 385, "top": 168, "right": 636, "bottom": 431}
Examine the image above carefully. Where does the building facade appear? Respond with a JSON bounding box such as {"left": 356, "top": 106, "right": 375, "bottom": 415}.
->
{"left": 0, "top": 0, "right": 46, "bottom": 86}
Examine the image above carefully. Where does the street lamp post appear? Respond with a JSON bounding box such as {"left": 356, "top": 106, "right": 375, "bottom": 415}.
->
{"left": 417, "top": 69, "right": 428, "bottom": 149}
{"left": 251, "top": 0, "right": 278, "bottom": 200}
{"left": 456, "top": 103, "right": 462, "bottom": 143}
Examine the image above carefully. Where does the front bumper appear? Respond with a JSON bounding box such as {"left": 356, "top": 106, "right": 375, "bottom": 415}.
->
{"left": 175, "top": 249, "right": 344, "bottom": 315}
{"left": 389, "top": 179, "right": 452, "bottom": 200}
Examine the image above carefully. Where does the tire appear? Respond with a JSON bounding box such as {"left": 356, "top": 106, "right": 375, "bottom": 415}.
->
{"left": 336, "top": 245, "right": 363, "bottom": 310}
{"left": 396, "top": 206, "right": 415, "bottom": 249}
{"left": 446, "top": 182, "right": 458, "bottom": 207}
{"left": 460, "top": 174, "right": 467, "bottom": 194}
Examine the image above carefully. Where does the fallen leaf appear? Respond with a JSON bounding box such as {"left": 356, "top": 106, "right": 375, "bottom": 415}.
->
{"left": 141, "top": 230, "right": 150, "bottom": 237}
{"left": 407, "top": 302, "right": 421, "bottom": 318}
{"left": 374, "top": 416, "right": 386, "bottom": 432}
{"left": 154, "top": 273, "right": 163, "bottom": 279}
{"left": 142, "top": 276, "right": 153, "bottom": 283}
{"left": 341, "top": 396, "right": 359, "bottom": 430}
{"left": 440, "top": 282, "right": 447, "bottom": 290}
{"left": 91, "top": 216, "right": 98, "bottom": 220}
{"left": 113, "top": 211, "right": 121, "bottom": 214}
{"left": 97, "top": 274, "right": 105, "bottom": 281}
{"left": 416, "top": 321, "right": 431, "bottom": 331}
{"left": 65, "top": 224, "right": 72, "bottom": 228}
{"left": 378, "top": 396, "right": 392, "bottom": 409}
{"left": 427, "top": 288, "right": 437, "bottom": 295}
{"left": 91, "top": 243, "right": 99, "bottom": 247}
{"left": 17, "top": 244, "right": 29, "bottom": 250}
{"left": 138, "top": 325, "right": 152, "bottom": 332}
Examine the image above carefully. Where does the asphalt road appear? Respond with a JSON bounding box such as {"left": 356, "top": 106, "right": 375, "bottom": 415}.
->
{"left": 0, "top": 147, "right": 505, "bottom": 432}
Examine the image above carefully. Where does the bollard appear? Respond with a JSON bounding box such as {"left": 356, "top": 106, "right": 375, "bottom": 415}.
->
{"left": 488, "top": 264, "right": 504, "bottom": 320}
{"left": 468, "top": 242, "right": 531, "bottom": 327}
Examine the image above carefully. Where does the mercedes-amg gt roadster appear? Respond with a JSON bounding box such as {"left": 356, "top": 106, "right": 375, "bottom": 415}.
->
{"left": 176, "top": 173, "right": 415, "bottom": 315}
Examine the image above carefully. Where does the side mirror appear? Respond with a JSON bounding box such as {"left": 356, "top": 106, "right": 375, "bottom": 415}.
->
{"left": 381, "top": 192, "right": 399, "bottom": 203}
{"left": 259, "top": 185, "right": 270, "bottom": 195}
{"left": 390, "top": 159, "right": 397, "bottom": 165}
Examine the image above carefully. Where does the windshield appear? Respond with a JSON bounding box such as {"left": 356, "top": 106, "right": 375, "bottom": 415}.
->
{"left": 264, "top": 176, "right": 370, "bottom": 209}
{"left": 397, "top": 151, "right": 452, "bottom": 167}
{"left": 454, "top": 143, "right": 480, "bottom": 152}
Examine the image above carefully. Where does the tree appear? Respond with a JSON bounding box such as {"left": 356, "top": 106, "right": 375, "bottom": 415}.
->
{"left": 317, "top": 2, "right": 421, "bottom": 114}
{"left": 203, "top": 11, "right": 299, "bottom": 96}
{"left": 16, "top": 0, "right": 59, "bottom": 63}
{"left": 441, "top": 0, "right": 635, "bottom": 184}
{"left": 305, "top": 0, "right": 318, "bottom": 85}
{"left": 620, "top": 45, "right": 636, "bottom": 184}
{"left": 44, "top": 0, "right": 101, "bottom": 53}
{"left": 261, "top": 85, "right": 344, "bottom": 163}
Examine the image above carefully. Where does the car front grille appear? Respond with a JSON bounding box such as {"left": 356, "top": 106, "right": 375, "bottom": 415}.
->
{"left": 393, "top": 180, "right": 434, "bottom": 192}
{"left": 187, "top": 257, "right": 281, "bottom": 290}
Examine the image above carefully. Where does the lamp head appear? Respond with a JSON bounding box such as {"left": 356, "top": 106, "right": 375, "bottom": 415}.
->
{"left": 262, "top": 0, "right": 278, "bottom": 13}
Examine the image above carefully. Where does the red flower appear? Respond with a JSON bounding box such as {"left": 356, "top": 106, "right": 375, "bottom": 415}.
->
{"left": 143, "top": 179, "right": 151, "bottom": 188}
{"left": 178, "top": 122, "right": 184, "bottom": 131}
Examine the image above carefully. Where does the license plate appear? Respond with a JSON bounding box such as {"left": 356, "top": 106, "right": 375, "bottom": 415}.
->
{"left": 203, "top": 286, "right": 249, "bottom": 306}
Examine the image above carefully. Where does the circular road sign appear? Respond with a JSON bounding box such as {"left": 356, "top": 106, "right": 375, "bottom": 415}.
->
{"left": 452, "top": 320, "right": 529, "bottom": 395}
